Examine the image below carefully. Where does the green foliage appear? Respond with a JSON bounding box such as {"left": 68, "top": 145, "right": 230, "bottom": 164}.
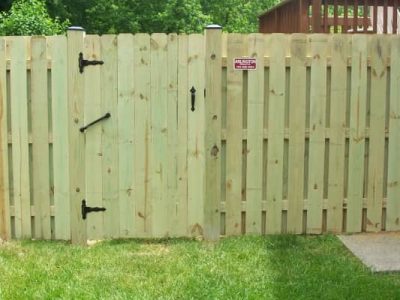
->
{"left": 46, "top": 0, "right": 94, "bottom": 29}
{"left": 130, "top": 0, "right": 168, "bottom": 33}
{"left": 85, "top": 0, "right": 139, "bottom": 34}
{"left": 46, "top": 0, "right": 277, "bottom": 34}
{"left": 77, "top": 0, "right": 210, "bottom": 34}
{"left": 2, "top": 0, "right": 279, "bottom": 34}
{"left": 0, "top": 0, "right": 68, "bottom": 36}
{"left": 201, "top": 0, "right": 278, "bottom": 32}
{"left": 159, "top": 0, "right": 211, "bottom": 33}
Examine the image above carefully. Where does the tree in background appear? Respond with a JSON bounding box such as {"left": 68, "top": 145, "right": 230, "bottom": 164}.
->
{"left": 0, "top": 0, "right": 68, "bottom": 35}
{"left": 159, "top": 0, "right": 211, "bottom": 33}
{"left": 0, "top": 0, "right": 12, "bottom": 12}
{"left": 48, "top": 0, "right": 277, "bottom": 33}
{"left": 201, "top": 0, "right": 277, "bottom": 32}
{"left": 1, "top": 0, "right": 279, "bottom": 35}
{"left": 84, "top": 0, "right": 168, "bottom": 34}
{"left": 45, "top": 0, "right": 94, "bottom": 30}
{"left": 85, "top": 0, "right": 139, "bottom": 34}
{"left": 128, "top": 0, "right": 169, "bottom": 33}
{"left": 81, "top": 0, "right": 209, "bottom": 34}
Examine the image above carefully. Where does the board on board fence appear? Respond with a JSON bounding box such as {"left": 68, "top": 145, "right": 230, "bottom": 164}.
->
{"left": 0, "top": 32, "right": 399, "bottom": 241}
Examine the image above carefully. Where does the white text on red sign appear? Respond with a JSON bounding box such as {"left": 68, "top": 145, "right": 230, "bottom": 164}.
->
{"left": 234, "top": 58, "right": 257, "bottom": 70}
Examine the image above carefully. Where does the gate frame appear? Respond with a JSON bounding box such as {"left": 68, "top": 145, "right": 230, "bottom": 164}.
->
{"left": 65, "top": 25, "right": 224, "bottom": 245}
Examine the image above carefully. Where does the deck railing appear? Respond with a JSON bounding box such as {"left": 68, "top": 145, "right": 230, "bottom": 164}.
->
{"left": 259, "top": 0, "right": 400, "bottom": 33}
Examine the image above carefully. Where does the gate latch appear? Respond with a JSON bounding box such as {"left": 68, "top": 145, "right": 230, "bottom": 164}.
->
{"left": 79, "top": 52, "right": 104, "bottom": 73}
{"left": 81, "top": 200, "right": 106, "bottom": 220}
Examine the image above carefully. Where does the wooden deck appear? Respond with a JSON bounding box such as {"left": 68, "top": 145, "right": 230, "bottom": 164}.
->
{"left": 259, "top": 0, "right": 400, "bottom": 33}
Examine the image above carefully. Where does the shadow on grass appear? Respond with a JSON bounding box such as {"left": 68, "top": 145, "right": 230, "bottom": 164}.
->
{"left": 263, "top": 234, "right": 400, "bottom": 300}
{"left": 1, "top": 234, "right": 399, "bottom": 299}
{"left": 17, "top": 239, "right": 71, "bottom": 247}
{"left": 103, "top": 236, "right": 197, "bottom": 246}
{"left": 10, "top": 236, "right": 198, "bottom": 248}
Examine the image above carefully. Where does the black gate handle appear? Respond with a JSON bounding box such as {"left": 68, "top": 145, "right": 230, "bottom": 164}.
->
{"left": 80, "top": 112, "right": 111, "bottom": 133}
{"left": 190, "top": 86, "right": 196, "bottom": 111}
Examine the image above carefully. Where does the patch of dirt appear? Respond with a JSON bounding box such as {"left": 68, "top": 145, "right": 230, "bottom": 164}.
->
{"left": 133, "top": 244, "right": 171, "bottom": 256}
{"left": 87, "top": 240, "right": 104, "bottom": 247}
{"left": 0, "top": 238, "right": 10, "bottom": 247}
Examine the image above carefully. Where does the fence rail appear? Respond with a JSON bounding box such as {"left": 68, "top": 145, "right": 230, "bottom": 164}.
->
{"left": 0, "top": 30, "right": 399, "bottom": 242}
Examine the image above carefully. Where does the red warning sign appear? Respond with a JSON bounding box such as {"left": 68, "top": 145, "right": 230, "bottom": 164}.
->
{"left": 234, "top": 58, "right": 257, "bottom": 70}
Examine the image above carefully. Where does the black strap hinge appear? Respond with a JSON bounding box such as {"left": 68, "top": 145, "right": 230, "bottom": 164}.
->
{"left": 79, "top": 52, "right": 104, "bottom": 73}
{"left": 81, "top": 200, "right": 106, "bottom": 220}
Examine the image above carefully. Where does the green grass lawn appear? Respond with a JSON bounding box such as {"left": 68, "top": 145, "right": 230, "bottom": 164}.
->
{"left": 0, "top": 235, "right": 399, "bottom": 300}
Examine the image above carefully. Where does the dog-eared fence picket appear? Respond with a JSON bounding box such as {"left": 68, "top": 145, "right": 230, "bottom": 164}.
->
{"left": 0, "top": 27, "right": 399, "bottom": 244}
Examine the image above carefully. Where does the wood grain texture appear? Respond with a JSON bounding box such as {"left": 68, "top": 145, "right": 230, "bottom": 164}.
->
{"left": 225, "top": 34, "right": 246, "bottom": 235}
{"left": 245, "top": 33, "right": 264, "bottom": 234}
{"left": 367, "top": 35, "right": 388, "bottom": 232}
{"left": 166, "top": 34, "right": 179, "bottom": 237}
{"left": 266, "top": 34, "right": 287, "bottom": 234}
{"left": 187, "top": 34, "right": 205, "bottom": 237}
{"left": 133, "top": 34, "right": 151, "bottom": 237}
{"left": 387, "top": 36, "right": 400, "bottom": 231}
{"left": 287, "top": 34, "right": 307, "bottom": 234}
{"left": 101, "top": 35, "right": 119, "bottom": 239}
{"left": 10, "top": 37, "right": 31, "bottom": 238}
{"left": 176, "top": 34, "right": 189, "bottom": 236}
{"left": 31, "top": 36, "right": 51, "bottom": 239}
{"left": 327, "top": 35, "right": 348, "bottom": 233}
{"left": 67, "top": 29, "right": 86, "bottom": 245}
{"left": 49, "top": 35, "right": 70, "bottom": 240}
{"left": 0, "top": 37, "right": 10, "bottom": 240}
{"left": 117, "top": 34, "right": 135, "bottom": 238}
{"left": 84, "top": 35, "right": 103, "bottom": 239}
{"left": 150, "top": 33, "right": 169, "bottom": 237}
{"left": 307, "top": 35, "right": 328, "bottom": 234}
{"left": 347, "top": 35, "right": 368, "bottom": 233}
{"left": 204, "top": 27, "right": 222, "bottom": 240}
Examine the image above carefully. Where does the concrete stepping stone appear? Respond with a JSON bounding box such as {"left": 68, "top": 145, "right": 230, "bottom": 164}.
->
{"left": 338, "top": 232, "right": 400, "bottom": 272}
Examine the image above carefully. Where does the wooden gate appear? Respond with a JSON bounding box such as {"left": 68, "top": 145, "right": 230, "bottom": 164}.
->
{"left": 66, "top": 27, "right": 221, "bottom": 244}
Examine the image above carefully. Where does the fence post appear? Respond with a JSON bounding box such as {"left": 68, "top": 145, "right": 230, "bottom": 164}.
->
{"left": 67, "top": 27, "right": 87, "bottom": 245}
{"left": 204, "top": 25, "right": 222, "bottom": 241}
{"left": 0, "top": 38, "right": 10, "bottom": 240}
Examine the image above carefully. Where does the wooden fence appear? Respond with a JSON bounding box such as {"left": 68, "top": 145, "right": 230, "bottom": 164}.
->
{"left": 0, "top": 28, "right": 399, "bottom": 243}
